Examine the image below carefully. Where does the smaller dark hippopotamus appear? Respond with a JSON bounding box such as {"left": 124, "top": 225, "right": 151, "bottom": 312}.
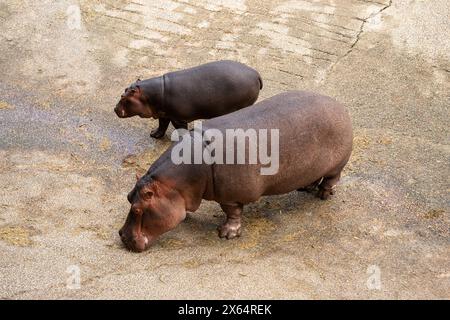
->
{"left": 114, "top": 60, "right": 263, "bottom": 138}
{"left": 119, "top": 91, "right": 353, "bottom": 252}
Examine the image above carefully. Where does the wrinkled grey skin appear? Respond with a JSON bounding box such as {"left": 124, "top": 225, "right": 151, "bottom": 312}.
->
{"left": 119, "top": 91, "right": 353, "bottom": 252}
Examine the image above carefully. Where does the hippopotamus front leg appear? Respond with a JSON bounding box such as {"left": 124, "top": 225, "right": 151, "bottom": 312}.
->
{"left": 217, "top": 203, "right": 243, "bottom": 239}
{"left": 150, "top": 117, "right": 170, "bottom": 139}
{"left": 171, "top": 119, "right": 188, "bottom": 130}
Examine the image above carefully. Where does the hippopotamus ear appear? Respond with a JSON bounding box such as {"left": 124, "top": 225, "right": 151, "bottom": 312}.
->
{"left": 128, "top": 86, "right": 142, "bottom": 98}
{"left": 135, "top": 85, "right": 142, "bottom": 94}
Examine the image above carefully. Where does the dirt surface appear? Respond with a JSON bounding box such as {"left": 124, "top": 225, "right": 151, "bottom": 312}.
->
{"left": 0, "top": 0, "right": 449, "bottom": 299}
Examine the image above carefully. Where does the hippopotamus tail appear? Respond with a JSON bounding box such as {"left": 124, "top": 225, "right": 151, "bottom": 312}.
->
{"left": 258, "top": 75, "right": 263, "bottom": 89}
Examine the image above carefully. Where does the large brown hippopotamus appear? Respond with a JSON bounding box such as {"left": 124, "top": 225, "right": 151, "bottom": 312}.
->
{"left": 114, "top": 60, "right": 263, "bottom": 138}
{"left": 119, "top": 91, "right": 353, "bottom": 252}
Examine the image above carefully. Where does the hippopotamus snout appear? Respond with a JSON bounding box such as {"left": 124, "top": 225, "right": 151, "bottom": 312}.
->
{"left": 114, "top": 104, "right": 126, "bottom": 118}
{"left": 118, "top": 208, "right": 152, "bottom": 252}
{"left": 119, "top": 232, "right": 149, "bottom": 253}
{"left": 118, "top": 226, "right": 150, "bottom": 253}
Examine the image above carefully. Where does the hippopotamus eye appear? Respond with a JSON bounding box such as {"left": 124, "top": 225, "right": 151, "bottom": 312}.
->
{"left": 140, "top": 190, "right": 153, "bottom": 201}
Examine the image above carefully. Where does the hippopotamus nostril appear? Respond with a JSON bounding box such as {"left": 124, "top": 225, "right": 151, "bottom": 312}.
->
{"left": 131, "top": 206, "right": 142, "bottom": 216}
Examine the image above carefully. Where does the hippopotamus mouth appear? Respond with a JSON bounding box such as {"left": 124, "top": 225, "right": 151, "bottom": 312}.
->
{"left": 119, "top": 210, "right": 154, "bottom": 252}
{"left": 120, "top": 231, "right": 150, "bottom": 252}
{"left": 114, "top": 105, "right": 127, "bottom": 118}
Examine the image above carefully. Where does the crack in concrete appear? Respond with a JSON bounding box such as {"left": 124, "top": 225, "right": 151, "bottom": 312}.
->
{"left": 327, "top": 0, "right": 393, "bottom": 75}
{"left": 431, "top": 65, "right": 450, "bottom": 74}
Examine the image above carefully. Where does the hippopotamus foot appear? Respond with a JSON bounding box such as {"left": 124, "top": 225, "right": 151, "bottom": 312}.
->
{"left": 316, "top": 171, "right": 341, "bottom": 200}
{"left": 218, "top": 221, "right": 241, "bottom": 239}
{"left": 217, "top": 203, "right": 243, "bottom": 239}
{"left": 150, "top": 129, "right": 166, "bottom": 139}
{"left": 317, "top": 188, "right": 335, "bottom": 200}
{"left": 150, "top": 118, "right": 170, "bottom": 139}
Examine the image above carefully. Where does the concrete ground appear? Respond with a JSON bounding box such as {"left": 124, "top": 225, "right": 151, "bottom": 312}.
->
{"left": 0, "top": 0, "right": 448, "bottom": 299}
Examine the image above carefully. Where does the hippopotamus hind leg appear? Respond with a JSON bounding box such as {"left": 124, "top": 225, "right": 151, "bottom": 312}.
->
{"left": 317, "top": 170, "right": 342, "bottom": 200}
{"left": 217, "top": 203, "right": 243, "bottom": 239}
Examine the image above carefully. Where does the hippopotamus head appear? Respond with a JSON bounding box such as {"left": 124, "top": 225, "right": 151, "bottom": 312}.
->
{"left": 114, "top": 82, "right": 154, "bottom": 119}
{"left": 119, "top": 175, "right": 186, "bottom": 252}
